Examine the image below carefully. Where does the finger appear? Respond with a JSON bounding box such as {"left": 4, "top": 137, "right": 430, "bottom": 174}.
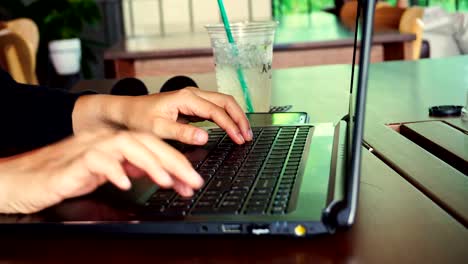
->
{"left": 83, "top": 149, "right": 131, "bottom": 190}
{"left": 122, "top": 161, "right": 147, "bottom": 178}
{"left": 177, "top": 89, "right": 245, "bottom": 144}
{"left": 151, "top": 117, "right": 208, "bottom": 145}
{"left": 98, "top": 132, "right": 174, "bottom": 188}
{"left": 172, "top": 180, "right": 194, "bottom": 197}
{"left": 133, "top": 133, "right": 204, "bottom": 189}
{"left": 188, "top": 88, "right": 253, "bottom": 141}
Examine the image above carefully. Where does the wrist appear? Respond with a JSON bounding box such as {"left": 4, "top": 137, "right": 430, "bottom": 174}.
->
{"left": 72, "top": 94, "right": 132, "bottom": 134}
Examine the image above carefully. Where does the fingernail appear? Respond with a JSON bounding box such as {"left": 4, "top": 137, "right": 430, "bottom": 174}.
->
{"left": 184, "top": 187, "right": 194, "bottom": 197}
{"left": 236, "top": 132, "right": 245, "bottom": 144}
{"left": 195, "top": 130, "right": 207, "bottom": 144}
{"left": 193, "top": 172, "right": 204, "bottom": 188}
{"left": 246, "top": 129, "right": 253, "bottom": 141}
{"left": 121, "top": 177, "right": 132, "bottom": 190}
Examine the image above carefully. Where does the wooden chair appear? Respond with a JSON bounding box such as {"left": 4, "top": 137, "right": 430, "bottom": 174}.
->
{"left": 0, "top": 31, "right": 38, "bottom": 85}
{"left": 339, "top": 1, "right": 360, "bottom": 30}
{"left": 0, "top": 18, "right": 39, "bottom": 84}
{"left": 5, "top": 18, "right": 39, "bottom": 58}
{"left": 399, "top": 6, "right": 425, "bottom": 60}
{"left": 373, "top": 6, "right": 406, "bottom": 31}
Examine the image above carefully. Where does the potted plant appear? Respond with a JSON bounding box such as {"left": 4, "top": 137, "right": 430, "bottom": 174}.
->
{"left": 39, "top": 0, "right": 101, "bottom": 75}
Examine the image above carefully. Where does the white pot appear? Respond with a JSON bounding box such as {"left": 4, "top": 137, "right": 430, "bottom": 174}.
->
{"left": 49, "top": 38, "right": 82, "bottom": 75}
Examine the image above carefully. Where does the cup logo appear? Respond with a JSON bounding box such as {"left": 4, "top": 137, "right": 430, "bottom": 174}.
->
{"left": 262, "top": 63, "right": 272, "bottom": 74}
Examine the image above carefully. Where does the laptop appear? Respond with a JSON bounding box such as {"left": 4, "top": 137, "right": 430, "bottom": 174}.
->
{"left": 0, "top": 0, "right": 375, "bottom": 236}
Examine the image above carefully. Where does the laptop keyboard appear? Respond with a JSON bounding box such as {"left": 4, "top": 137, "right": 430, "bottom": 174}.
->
{"left": 143, "top": 126, "right": 311, "bottom": 216}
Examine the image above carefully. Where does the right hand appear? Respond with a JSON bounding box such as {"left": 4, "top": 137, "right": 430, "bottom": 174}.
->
{"left": 72, "top": 87, "right": 253, "bottom": 146}
{"left": 0, "top": 129, "right": 203, "bottom": 214}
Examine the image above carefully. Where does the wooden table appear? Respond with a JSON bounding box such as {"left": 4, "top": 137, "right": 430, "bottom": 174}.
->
{"left": 30, "top": 56, "right": 453, "bottom": 262}
{"left": 104, "top": 12, "right": 415, "bottom": 78}
{"left": 2, "top": 57, "right": 467, "bottom": 263}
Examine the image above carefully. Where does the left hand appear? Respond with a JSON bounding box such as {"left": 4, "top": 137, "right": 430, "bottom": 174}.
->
{"left": 72, "top": 87, "right": 253, "bottom": 145}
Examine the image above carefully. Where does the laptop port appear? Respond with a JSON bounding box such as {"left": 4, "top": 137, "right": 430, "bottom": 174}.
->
{"left": 221, "top": 224, "right": 242, "bottom": 233}
{"left": 250, "top": 224, "right": 271, "bottom": 235}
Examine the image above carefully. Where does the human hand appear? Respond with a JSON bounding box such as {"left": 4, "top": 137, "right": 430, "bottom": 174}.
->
{"left": 72, "top": 87, "right": 253, "bottom": 145}
{"left": 0, "top": 129, "right": 203, "bottom": 214}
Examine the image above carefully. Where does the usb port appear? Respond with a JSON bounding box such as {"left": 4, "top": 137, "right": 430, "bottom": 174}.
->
{"left": 221, "top": 224, "right": 242, "bottom": 233}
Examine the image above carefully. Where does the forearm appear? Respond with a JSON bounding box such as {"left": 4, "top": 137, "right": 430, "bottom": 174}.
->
{"left": 0, "top": 71, "right": 81, "bottom": 156}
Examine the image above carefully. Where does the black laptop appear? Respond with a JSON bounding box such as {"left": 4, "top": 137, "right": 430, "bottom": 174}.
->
{"left": 0, "top": 0, "right": 375, "bottom": 237}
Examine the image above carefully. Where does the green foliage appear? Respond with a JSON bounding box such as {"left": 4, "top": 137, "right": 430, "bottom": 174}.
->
{"left": 388, "top": 0, "right": 468, "bottom": 11}
{"left": 0, "top": 0, "right": 102, "bottom": 78}
{"left": 426, "top": 0, "right": 468, "bottom": 12}
{"left": 1, "top": 0, "right": 100, "bottom": 41}
{"left": 272, "top": 0, "right": 468, "bottom": 17}
{"left": 273, "top": 0, "right": 334, "bottom": 16}
{"left": 27, "top": 0, "right": 101, "bottom": 41}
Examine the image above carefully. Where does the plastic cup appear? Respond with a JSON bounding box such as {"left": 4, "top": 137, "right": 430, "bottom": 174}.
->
{"left": 206, "top": 21, "right": 278, "bottom": 112}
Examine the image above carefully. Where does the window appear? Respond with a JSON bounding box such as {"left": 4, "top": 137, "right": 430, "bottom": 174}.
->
{"left": 122, "top": 0, "right": 272, "bottom": 37}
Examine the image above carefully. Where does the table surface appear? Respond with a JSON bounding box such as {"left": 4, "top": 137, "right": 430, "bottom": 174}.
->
{"left": 4, "top": 57, "right": 468, "bottom": 263}
{"left": 105, "top": 12, "right": 414, "bottom": 60}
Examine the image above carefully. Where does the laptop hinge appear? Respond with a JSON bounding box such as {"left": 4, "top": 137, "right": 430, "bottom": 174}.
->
{"left": 322, "top": 119, "right": 347, "bottom": 232}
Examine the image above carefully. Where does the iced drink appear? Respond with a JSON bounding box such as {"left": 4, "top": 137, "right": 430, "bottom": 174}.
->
{"left": 206, "top": 21, "right": 277, "bottom": 112}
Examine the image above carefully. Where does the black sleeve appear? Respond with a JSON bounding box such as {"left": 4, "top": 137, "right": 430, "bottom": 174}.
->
{"left": 0, "top": 69, "right": 85, "bottom": 156}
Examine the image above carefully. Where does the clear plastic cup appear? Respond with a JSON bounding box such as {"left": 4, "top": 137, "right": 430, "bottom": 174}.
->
{"left": 205, "top": 21, "right": 278, "bottom": 112}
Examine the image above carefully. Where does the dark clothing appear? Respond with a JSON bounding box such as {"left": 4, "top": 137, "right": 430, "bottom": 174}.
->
{"left": 0, "top": 69, "right": 82, "bottom": 156}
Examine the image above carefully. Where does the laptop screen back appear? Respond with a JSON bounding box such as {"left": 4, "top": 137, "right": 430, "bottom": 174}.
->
{"left": 338, "top": 0, "right": 375, "bottom": 226}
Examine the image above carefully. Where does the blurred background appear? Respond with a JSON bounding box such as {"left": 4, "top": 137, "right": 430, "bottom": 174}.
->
{"left": 0, "top": 0, "right": 467, "bottom": 89}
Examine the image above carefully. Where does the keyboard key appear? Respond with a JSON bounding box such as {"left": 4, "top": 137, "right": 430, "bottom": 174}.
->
{"left": 228, "top": 190, "right": 249, "bottom": 196}
{"left": 155, "top": 126, "right": 304, "bottom": 216}
{"left": 231, "top": 185, "right": 250, "bottom": 191}
{"left": 254, "top": 190, "right": 274, "bottom": 198}
{"left": 244, "top": 206, "right": 266, "bottom": 215}
{"left": 207, "top": 179, "right": 231, "bottom": 191}
{"left": 221, "top": 201, "right": 241, "bottom": 207}
{"left": 273, "top": 199, "right": 288, "bottom": 206}
{"left": 274, "top": 193, "right": 290, "bottom": 201}
{"left": 196, "top": 201, "right": 216, "bottom": 207}
{"left": 247, "top": 200, "right": 268, "bottom": 207}
{"left": 151, "top": 191, "right": 175, "bottom": 203}
{"left": 250, "top": 194, "right": 270, "bottom": 201}
{"left": 271, "top": 206, "right": 286, "bottom": 214}
{"left": 191, "top": 208, "right": 216, "bottom": 215}
{"left": 198, "top": 195, "right": 221, "bottom": 203}
{"left": 256, "top": 179, "right": 276, "bottom": 189}
{"left": 170, "top": 201, "right": 192, "bottom": 208}
{"left": 224, "top": 195, "right": 245, "bottom": 202}
{"left": 217, "top": 206, "right": 240, "bottom": 214}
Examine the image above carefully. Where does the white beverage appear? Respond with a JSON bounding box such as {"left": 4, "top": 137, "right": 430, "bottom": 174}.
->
{"left": 206, "top": 21, "right": 277, "bottom": 113}
{"left": 215, "top": 65, "right": 272, "bottom": 112}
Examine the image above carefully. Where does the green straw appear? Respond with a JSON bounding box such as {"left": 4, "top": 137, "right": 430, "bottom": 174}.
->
{"left": 217, "top": 0, "right": 255, "bottom": 113}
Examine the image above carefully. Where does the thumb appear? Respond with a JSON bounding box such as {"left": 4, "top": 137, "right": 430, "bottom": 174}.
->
{"left": 151, "top": 118, "right": 208, "bottom": 145}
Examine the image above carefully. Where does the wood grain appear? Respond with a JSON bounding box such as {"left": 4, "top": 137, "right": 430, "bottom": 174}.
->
{"left": 400, "top": 121, "right": 467, "bottom": 175}
{"left": 62, "top": 56, "right": 468, "bottom": 263}
{"left": 365, "top": 123, "right": 468, "bottom": 227}
{"left": 1, "top": 150, "right": 466, "bottom": 263}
